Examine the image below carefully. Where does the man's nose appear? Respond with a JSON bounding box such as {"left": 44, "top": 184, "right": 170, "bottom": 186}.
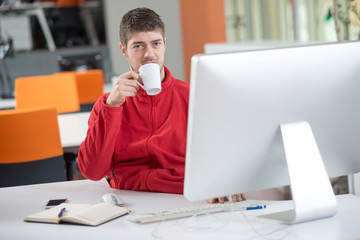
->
{"left": 144, "top": 46, "right": 155, "bottom": 58}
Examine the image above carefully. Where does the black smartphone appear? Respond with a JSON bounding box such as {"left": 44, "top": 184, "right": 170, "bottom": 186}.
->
{"left": 45, "top": 199, "right": 68, "bottom": 209}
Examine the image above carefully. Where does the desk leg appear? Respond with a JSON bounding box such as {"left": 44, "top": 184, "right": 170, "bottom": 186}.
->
{"left": 0, "top": 61, "right": 4, "bottom": 95}
{"left": 25, "top": 8, "right": 56, "bottom": 52}
{"left": 63, "top": 153, "right": 76, "bottom": 181}
{"left": 0, "top": 59, "right": 13, "bottom": 97}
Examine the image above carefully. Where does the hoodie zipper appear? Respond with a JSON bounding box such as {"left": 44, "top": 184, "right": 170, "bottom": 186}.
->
{"left": 146, "top": 96, "right": 155, "bottom": 155}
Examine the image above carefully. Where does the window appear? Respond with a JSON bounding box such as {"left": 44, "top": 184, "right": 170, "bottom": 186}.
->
{"left": 225, "top": 0, "right": 360, "bottom": 42}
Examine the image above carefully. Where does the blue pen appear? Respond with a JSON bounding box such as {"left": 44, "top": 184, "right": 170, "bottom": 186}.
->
{"left": 245, "top": 205, "right": 266, "bottom": 210}
{"left": 57, "top": 208, "right": 66, "bottom": 222}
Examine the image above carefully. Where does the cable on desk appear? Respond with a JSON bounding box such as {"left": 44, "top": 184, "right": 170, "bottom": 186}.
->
{"left": 151, "top": 221, "right": 164, "bottom": 240}
{"left": 239, "top": 209, "right": 293, "bottom": 240}
{"left": 151, "top": 211, "right": 228, "bottom": 240}
{"left": 151, "top": 216, "right": 179, "bottom": 240}
{"left": 181, "top": 212, "right": 228, "bottom": 233}
{"left": 149, "top": 200, "right": 292, "bottom": 240}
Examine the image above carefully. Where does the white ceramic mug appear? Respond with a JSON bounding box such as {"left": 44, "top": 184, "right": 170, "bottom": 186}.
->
{"left": 136, "top": 63, "right": 161, "bottom": 95}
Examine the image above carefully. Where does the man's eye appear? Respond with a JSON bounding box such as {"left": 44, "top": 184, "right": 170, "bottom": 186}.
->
{"left": 134, "top": 45, "right": 142, "bottom": 49}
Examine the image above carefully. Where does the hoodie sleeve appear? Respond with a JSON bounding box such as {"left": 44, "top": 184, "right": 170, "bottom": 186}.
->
{"left": 78, "top": 93, "right": 123, "bottom": 180}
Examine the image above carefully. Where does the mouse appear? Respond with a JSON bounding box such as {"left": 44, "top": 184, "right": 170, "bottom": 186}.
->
{"left": 100, "top": 193, "right": 124, "bottom": 206}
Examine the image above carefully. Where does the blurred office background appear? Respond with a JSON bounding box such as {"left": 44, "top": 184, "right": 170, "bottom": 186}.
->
{"left": 1, "top": 0, "right": 360, "bottom": 97}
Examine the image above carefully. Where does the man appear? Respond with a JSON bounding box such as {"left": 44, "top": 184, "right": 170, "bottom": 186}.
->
{"left": 78, "top": 7, "right": 244, "bottom": 203}
{"left": 78, "top": 7, "right": 189, "bottom": 194}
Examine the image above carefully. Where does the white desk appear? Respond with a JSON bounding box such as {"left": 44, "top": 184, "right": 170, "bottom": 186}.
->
{"left": 0, "top": 106, "right": 89, "bottom": 151}
{"left": 0, "top": 98, "right": 15, "bottom": 110}
{"left": 57, "top": 111, "right": 90, "bottom": 152}
{"left": 57, "top": 111, "right": 90, "bottom": 180}
{"left": 0, "top": 179, "right": 359, "bottom": 240}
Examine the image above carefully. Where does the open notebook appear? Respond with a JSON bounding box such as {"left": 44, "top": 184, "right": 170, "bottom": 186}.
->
{"left": 24, "top": 202, "right": 129, "bottom": 226}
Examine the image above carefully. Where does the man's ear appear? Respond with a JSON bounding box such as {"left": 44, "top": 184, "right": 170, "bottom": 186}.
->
{"left": 120, "top": 43, "right": 128, "bottom": 58}
{"left": 163, "top": 37, "right": 166, "bottom": 49}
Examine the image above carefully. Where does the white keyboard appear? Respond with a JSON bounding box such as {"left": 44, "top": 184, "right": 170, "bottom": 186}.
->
{"left": 127, "top": 201, "right": 266, "bottom": 224}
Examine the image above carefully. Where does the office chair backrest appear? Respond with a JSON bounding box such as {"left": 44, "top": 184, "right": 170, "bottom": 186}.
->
{"left": 0, "top": 107, "right": 66, "bottom": 187}
{"left": 55, "top": 69, "right": 104, "bottom": 104}
{"left": 15, "top": 74, "right": 80, "bottom": 114}
{"left": 56, "top": 0, "right": 85, "bottom": 7}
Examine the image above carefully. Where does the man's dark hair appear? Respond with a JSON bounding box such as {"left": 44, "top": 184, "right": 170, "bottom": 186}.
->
{"left": 120, "top": 8, "right": 165, "bottom": 48}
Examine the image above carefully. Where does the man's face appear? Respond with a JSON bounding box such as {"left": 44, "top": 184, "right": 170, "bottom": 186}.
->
{"left": 120, "top": 31, "right": 166, "bottom": 80}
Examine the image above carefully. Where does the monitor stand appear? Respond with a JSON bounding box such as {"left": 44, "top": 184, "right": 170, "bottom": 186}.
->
{"left": 258, "top": 121, "right": 337, "bottom": 224}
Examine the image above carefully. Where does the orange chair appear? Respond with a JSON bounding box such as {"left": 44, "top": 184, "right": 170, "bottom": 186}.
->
{"left": 15, "top": 74, "right": 80, "bottom": 114}
{"left": 55, "top": 70, "right": 104, "bottom": 111}
{"left": 0, "top": 107, "right": 66, "bottom": 187}
{"left": 56, "top": 0, "right": 85, "bottom": 7}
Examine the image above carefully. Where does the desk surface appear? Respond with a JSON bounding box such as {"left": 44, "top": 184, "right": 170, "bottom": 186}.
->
{"left": 0, "top": 108, "right": 89, "bottom": 153}
{"left": 0, "top": 179, "right": 359, "bottom": 240}
{"left": 0, "top": 98, "right": 15, "bottom": 110}
{"left": 57, "top": 112, "right": 90, "bottom": 151}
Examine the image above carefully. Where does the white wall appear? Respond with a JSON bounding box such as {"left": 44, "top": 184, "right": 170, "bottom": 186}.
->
{"left": 103, "top": 0, "right": 184, "bottom": 81}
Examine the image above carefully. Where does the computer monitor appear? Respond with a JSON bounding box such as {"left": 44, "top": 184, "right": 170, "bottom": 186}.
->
{"left": 57, "top": 52, "right": 103, "bottom": 72}
{"left": 184, "top": 41, "right": 360, "bottom": 223}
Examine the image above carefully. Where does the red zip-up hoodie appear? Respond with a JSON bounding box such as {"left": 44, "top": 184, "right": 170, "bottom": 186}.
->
{"left": 78, "top": 66, "right": 189, "bottom": 194}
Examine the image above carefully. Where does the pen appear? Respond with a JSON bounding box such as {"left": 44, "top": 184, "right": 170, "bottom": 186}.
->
{"left": 243, "top": 205, "right": 266, "bottom": 210}
{"left": 57, "top": 208, "right": 66, "bottom": 223}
